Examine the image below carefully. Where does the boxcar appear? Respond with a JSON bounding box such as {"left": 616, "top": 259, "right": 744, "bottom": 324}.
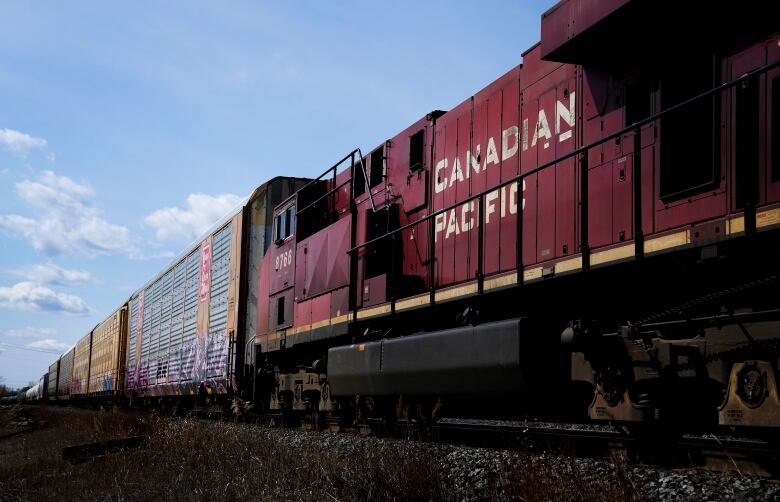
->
{"left": 57, "top": 347, "right": 74, "bottom": 400}
{"left": 71, "top": 333, "right": 92, "bottom": 398}
{"left": 47, "top": 359, "right": 59, "bottom": 401}
{"left": 88, "top": 305, "right": 128, "bottom": 397}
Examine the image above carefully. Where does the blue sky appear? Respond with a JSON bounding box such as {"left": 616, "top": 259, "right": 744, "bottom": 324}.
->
{"left": 0, "top": 0, "right": 550, "bottom": 388}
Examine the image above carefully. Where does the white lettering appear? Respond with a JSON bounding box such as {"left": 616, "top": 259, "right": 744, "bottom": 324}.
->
{"left": 522, "top": 118, "right": 529, "bottom": 151}
{"left": 466, "top": 145, "right": 481, "bottom": 179}
{"left": 532, "top": 109, "right": 552, "bottom": 149}
{"left": 556, "top": 91, "right": 575, "bottom": 143}
{"left": 502, "top": 126, "right": 519, "bottom": 161}
{"left": 434, "top": 159, "right": 448, "bottom": 193}
{"left": 445, "top": 209, "right": 460, "bottom": 239}
{"left": 485, "top": 190, "right": 498, "bottom": 224}
{"left": 448, "top": 156, "right": 464, "bottom": 187}
{"left": 485, "top": 137, "right": 499, "bottom": 168}
{"left": 522, "top": 178, "right": 526, "bottom": 211}
{"left": 461, "top": 202, "right": 474, "bottom": 232}
{"left": 434, "top": 212, "right": 446, "bottom": 242}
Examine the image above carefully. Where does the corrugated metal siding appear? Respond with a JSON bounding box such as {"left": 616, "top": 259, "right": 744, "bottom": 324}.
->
{"left": 244, "top": 192, "right": 268, "bottom": 363}
{"left": 142, "top": 276, "right": 162, "bottom": 385}
{"left": 157, "top": 269, "right": 174, "bottom": 382}
{"left": 207, "top": 224, "right": 231, "bottom": 377}
{"left": 58, "top": 349, "right": 73, "bottom": 398}
{"left": 72, "top": 334, "right": 91, "bottom": 396}
{"left": 127, "top": 294, "right": 139, "bottom": 369}
{"left": 47, "top": 360, "right": 58, "bottom": 399}
{"left": 180, "top": 248, "right": 200, "bottom": 379}
{"left": 89, "top": 306, "right": 127, "bottom": 393}
{"left": 170, "top": 260, "right": 186, "bottom": 355}
{"left": 165, "top": 258, "right": 186, "bottom": 382}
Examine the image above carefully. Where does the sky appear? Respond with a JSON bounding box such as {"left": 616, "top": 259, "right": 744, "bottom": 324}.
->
{"left": 0, "top": 0, "right": 551, "bottom": 389}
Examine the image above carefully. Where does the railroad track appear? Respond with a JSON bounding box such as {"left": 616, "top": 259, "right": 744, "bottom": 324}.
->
{"left": 332, "top": 416, "right": 779, "bottom": 476}
{"left": 426, "top": 418, "right": 780, "bottom": 476}
{"left": 141, "top": 403, "right": 780, "bottom": 477}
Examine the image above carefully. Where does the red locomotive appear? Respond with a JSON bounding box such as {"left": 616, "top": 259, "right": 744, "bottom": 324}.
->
{"left": 35, "top": 0, "right": 780, "bottom": 431}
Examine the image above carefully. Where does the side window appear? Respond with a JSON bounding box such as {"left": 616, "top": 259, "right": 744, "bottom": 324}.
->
{"left": 274, "top": 205, "right": 296, "bottom": 244}
{"left": 286, "top": 206, "right": 295, "bottom": 237}
{"left": 353, "top": 158, "right": 366, "bottom": 197}
{"left": 275, "top": 213, "right": 284, "bottom": 243}
{"left": 369, "top": 147, "right": 384, "bottom": 187}
{"left": 409, "top": 129, "right": 425, "bottom": 171}
{"left": 659, "top": 55, "right": 718, "bottom": 201}
{"left": 625, "top": 77, "right": 654, "bottom": 126}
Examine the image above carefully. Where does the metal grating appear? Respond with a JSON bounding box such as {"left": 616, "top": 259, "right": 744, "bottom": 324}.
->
{"left": 156, "top": 269, "right": 174, "bottom": 382}
{"left": 179, "top": 248, "right": 200, "bottom": 378}
{"left": 57, "top": 349, "right": 73, "bottom": 397}
{"left": 170, "top": 260, "right": 186, "bottom": 352}
{"left": 207, "top": 224, "right": 231, "bottom": 377}
{"left": 127, "top": 294, "right": 140, "bottom": 368}
{"left": 47, "top": 361, "right": 58, "bottom": 397}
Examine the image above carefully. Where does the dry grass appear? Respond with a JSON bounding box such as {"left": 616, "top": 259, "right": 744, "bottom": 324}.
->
{"left": 0, "top": 405, "right": 643, "bottom": 501}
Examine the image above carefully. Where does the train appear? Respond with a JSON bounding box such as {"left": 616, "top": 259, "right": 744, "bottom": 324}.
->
{"left": 26, "top": 0, "right": 780, "bottom": 432}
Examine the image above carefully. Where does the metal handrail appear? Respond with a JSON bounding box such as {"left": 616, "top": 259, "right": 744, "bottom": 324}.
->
{"left": 354, "top": 148, "right": 378, "bottom": 213}
{"left": 349, "top": 58, "right": 780, "bottom": 256}
{"left": 277, "top": 148, "right": 360, "bottom": 211}
{"left": 297, "top": 177, "right": 352, "bottom": 215}
{"left": 280, "top": 146, "right": 380, "bottom": 216}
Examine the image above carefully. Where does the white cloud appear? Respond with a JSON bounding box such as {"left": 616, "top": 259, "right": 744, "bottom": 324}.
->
{"left": 145, "top": 193, "right": 243, "bottom": 242}
{"left": 1, "top": 326, "right": 57, "bottom": 338}
{"left": 27, "top": 339, "right": 70, "bottom": 352}
{"left": 0, "top": 128, "right": 52, "bottom": 160}
{"left": 0, "top": 281, "right": 90, "bottom": 315}
{"left": 0, "top": 170, "right": 132, "bottom": 256}
{"left": 13, "top": 263, "right": 96, "bottom": 286}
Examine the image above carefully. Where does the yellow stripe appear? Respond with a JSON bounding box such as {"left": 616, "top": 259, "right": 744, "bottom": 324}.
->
{"left": 395, "top": 294, "right": 430, "bottom": 311}
{"left": 727, "top": 216, "right": 745, "bottom": 235}
{"left": 309, "top": 318, "right": 330, "bottom": 331}
{"left": 484, "top": 271, "right": 518, "bottom": 290}
{"left": 643, "top": 230, "right": 690, "bottom": 254}
{"left": 293, "top": 313, "right": 351, "bottom": 336}
{"left": 590, "top": 244, "right": 634, "bottom": 266}
{"left": 435, "top": 282, "right": 478, "bottom": 302}
{"left": 757, "top": 208, "right": 780, "bottom": 229}
{"left": 555, "top": 256, "right": 582, "bottom": 274}
{"left": 523, "top": 267, "right": 543, "bottom": 282}
{"left": 356, "top": 303, "right": 392, "bottom": 319}
{"left": 331, "top": 313, "right": 352, "bottom": 325}
{"left": 293, "top": 324, "right": 310, "bottom": 335}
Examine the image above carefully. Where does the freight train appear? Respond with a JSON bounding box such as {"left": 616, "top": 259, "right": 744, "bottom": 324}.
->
{"left": 29, "top": 0, "right": 780, "bottom": 432}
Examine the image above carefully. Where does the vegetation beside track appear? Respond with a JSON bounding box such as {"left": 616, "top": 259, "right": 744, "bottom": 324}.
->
{"left": 2, "top": 405, "right": 774, "bottom": 501}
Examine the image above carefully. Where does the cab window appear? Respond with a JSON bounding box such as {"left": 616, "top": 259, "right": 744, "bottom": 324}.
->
{"left": 274, "top": 205, "right": 295, "bottom": 244}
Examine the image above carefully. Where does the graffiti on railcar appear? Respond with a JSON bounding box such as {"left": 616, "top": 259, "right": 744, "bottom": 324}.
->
{"left": 97, "top": 370, "right": 115, "bottom": 392}
{"left": 125, "top": 330, "right": 230, "bottom": 397}
{"left": 71, "top": 377, "right": 84, "bottom": 395}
